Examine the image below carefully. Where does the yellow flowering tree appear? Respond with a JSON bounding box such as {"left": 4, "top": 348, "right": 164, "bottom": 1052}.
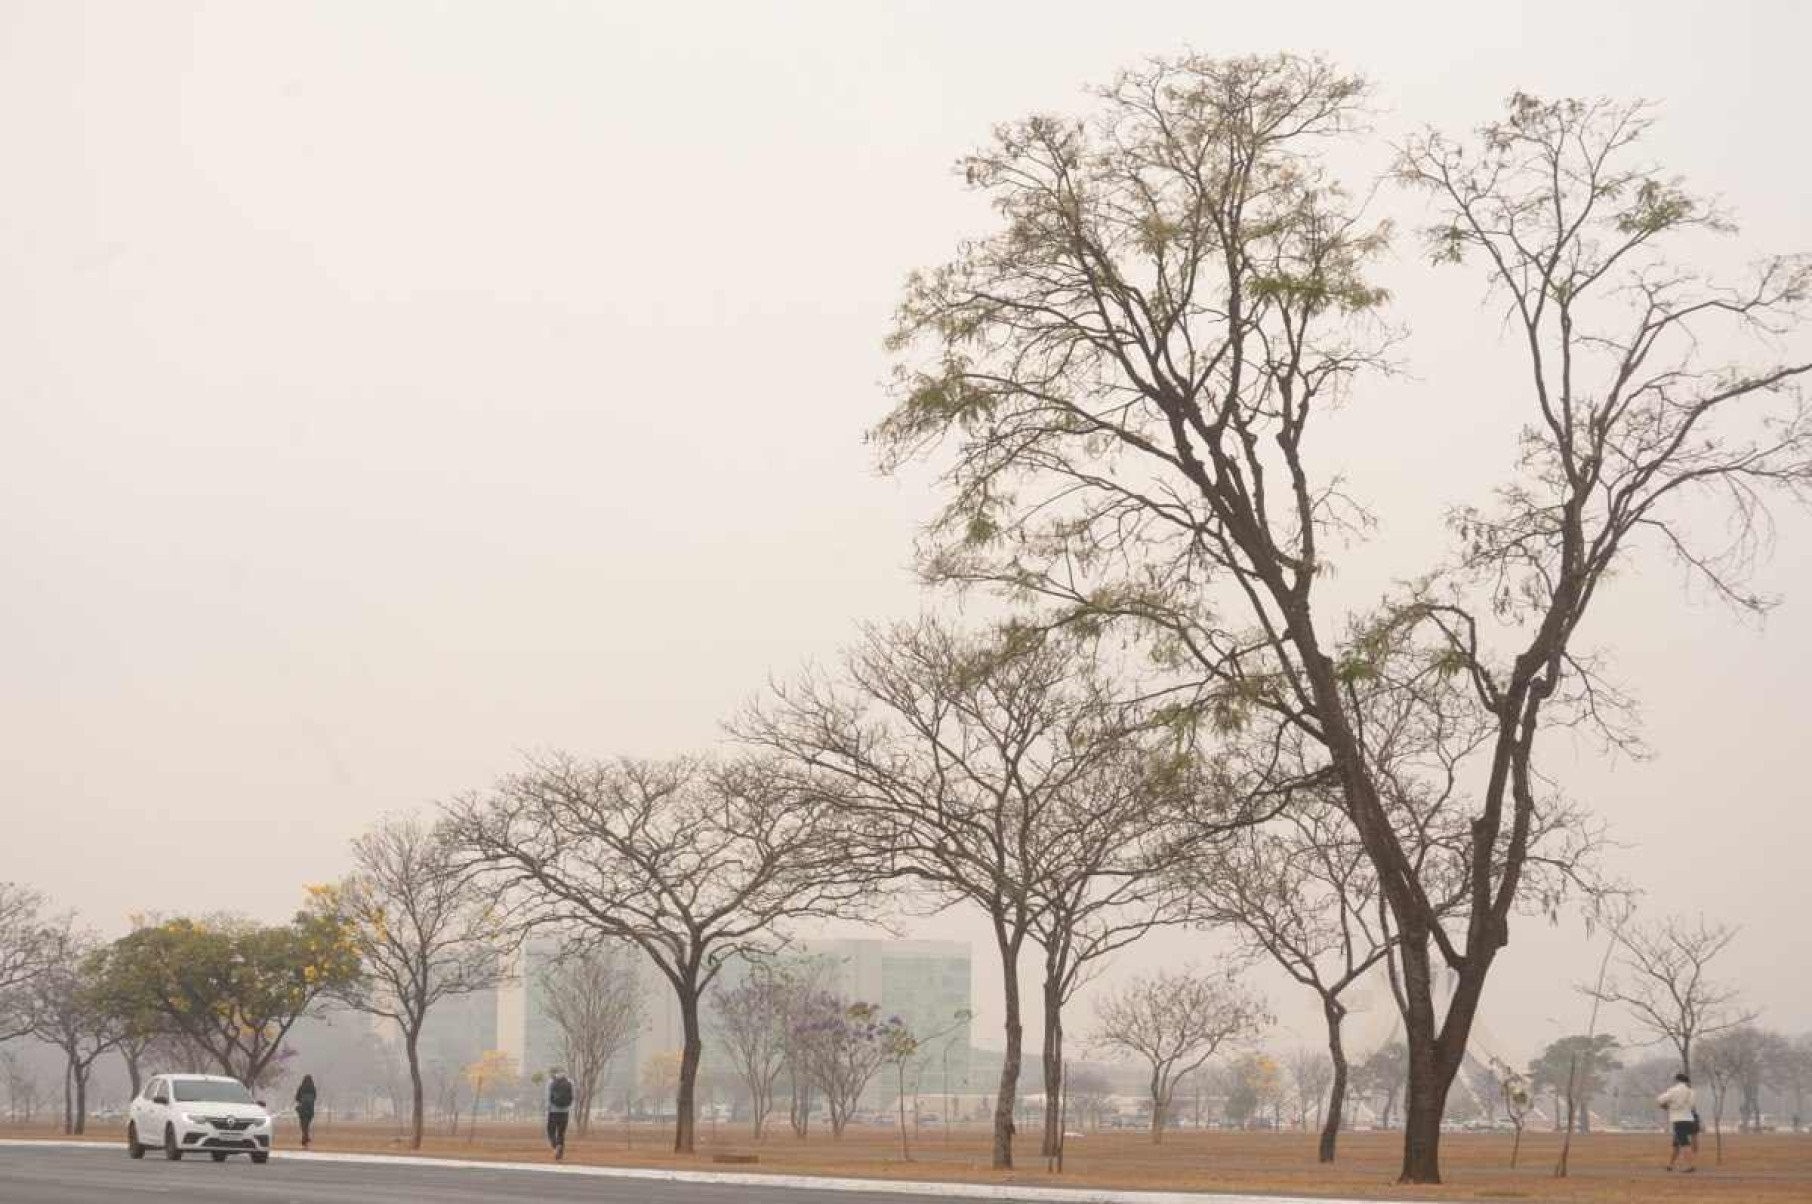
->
{"left": 92, "top": 906, "right": 360, "bottom": 1088}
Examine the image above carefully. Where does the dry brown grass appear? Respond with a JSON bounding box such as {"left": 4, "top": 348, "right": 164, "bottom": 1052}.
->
{"left": 10, "top": 1118, "right": 1810, "bottom": 1202}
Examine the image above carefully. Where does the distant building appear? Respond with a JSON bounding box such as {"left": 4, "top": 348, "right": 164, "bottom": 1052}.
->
{"left": 796, "top": 939, "right": 973, "bottom": 1100}
{"left": 494, "top": 936, "right": 974, "bottom": 1109}
{"left": 494, "top": 940, "right": 555, "bottom": 1077}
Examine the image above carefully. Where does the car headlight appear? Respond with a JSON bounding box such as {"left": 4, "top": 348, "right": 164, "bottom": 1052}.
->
{"left": 181, "top": 1113, "right": 205, "bottom": 1124}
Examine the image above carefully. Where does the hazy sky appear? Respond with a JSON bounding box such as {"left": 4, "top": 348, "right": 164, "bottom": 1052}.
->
{"left": 3, "top": 1, "right": 1807, "bottom": 1064}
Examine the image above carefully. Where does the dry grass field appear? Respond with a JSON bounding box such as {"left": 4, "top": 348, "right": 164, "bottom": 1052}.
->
{"left": 9, "top": 1118, "right": 1810, "bottom": 1202}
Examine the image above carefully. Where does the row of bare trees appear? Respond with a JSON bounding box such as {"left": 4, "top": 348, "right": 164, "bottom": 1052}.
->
{"left": 7, "top": 628, "right": 1780, "bottom": 1170}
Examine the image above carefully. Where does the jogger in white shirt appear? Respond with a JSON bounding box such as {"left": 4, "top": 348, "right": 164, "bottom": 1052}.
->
{"left": 1657, "top": 1072, "right": 1698, "bottom": 1172}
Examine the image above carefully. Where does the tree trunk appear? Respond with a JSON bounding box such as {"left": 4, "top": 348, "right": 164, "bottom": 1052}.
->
{"left": 1396, "top": 938, "right": 1489, "bottom": 1184}
{"left": 405, "top": 1028, "right": 425, "bottom": 1150}
{"left": 122, "top": 1045, "right": 143, "bottom": 1099}
{"left": 674, "top": 986, "right": 702, "bottom": 1154}
{"left": 897, "top": 1062, "right": 910, "bottom": 1161}
{"left": 1396, "top": 931, "right": 1446, "bottom": 1182}
{"left": 789, "top": 1069, "right": 812, "bottom": 1138}
{"left": 991, "top": 933, "right": 1023, "bottom": 1170}
{"left": 62, "top": 1060, "right": 72, "bottom": 1135}
{"left": 1040, "top": 968, "right": 1064, "bottom": 1158}
{"left": 72, "top": 1064, "right": 87, "bottom": 1135}
{"left": 1319, "top": 997, "right": 1348, "bottom": 1163}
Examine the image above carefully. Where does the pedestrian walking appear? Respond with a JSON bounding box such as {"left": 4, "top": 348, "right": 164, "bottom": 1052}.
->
{"left": 1657, "top": 1071, "right": 1697, "bottom": 1172}
{"left": 546, "top": 1069, "right": 573, "bottom": 1161}
{"left": 294, "top": 1074, "right": 318, "bottom": 1149}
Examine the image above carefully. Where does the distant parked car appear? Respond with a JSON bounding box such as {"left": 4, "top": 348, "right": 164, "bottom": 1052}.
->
{"left": 127, "top": 1074, "right": 273, "bottom": 1164}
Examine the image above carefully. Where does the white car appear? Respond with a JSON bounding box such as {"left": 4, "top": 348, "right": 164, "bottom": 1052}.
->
{"left": 127, "top": 1074, "right": 274, "bottom": 1164}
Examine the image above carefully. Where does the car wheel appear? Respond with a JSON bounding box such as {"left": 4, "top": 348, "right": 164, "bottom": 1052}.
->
{"left": 163, "top": 1123, "right": 183, "bottom": 1161}
{"left": 126, "top": 1122, "right": 145, "bottom": 1159}
{"left": 210, "top": 1151, "right": 229, "bottom": 1162}
{"left": 250, "top": 1151, "right": 269, "bottom": 1164}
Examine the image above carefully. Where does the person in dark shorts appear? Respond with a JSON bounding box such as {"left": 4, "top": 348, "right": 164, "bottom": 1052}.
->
{"left": 294, "top": 1074, "right": 318, "bottom": 1148}
{"left": 546, "top": 1069, "right": 573, "bottom": 1160}
{"left": 1657, "top": 1072, "right": 1697, "bottom": 1172}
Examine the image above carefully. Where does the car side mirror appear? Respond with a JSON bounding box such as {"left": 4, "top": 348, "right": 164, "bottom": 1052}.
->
{"left": 256, "top": 1100, "right": 267, "bottom": 1108}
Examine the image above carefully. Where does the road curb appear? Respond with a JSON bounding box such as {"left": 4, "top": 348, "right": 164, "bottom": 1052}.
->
{"left": 0, "top": 1139, "right": 1416, "bottom": 1203}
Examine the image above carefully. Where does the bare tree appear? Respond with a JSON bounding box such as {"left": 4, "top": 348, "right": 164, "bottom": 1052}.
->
{"left": 445, "top": 754, "right": 860, "bottom": 1154}
{"left": 539, "top": 941, "right": 644, "bottom": 1136}
{"left": 1025, "top": 709, "right": 1255, "bottom": 1159}
{"left": 1288, "top": 1046, "right": 1334, "bottom": 1133}
{"left": 316, "top": 814, "right": 508, "bottom": 1149}
{"left": 778, "top": 961, "right": 840, "bottom": 1139}
{"left": 1696, "top": 1033, "right": 1741, "bottom": 1163}
{"left": 26, "top": 929, "right": 122, "bottom": 1135}
{"left": 877, "top": 48, "right": 1810, "bottom": 1179}
{"left": 1, "top": 1049, "right": 44, "bottom": 1122}
{"left": 1091, "top": 968, "right": 1268, "bottom": 1143}
{"left": 1064, "top": 1065, "right": 1112, "bottom": 1131}
{"left": 709, "top": 957, "right": 820, "bottom": 1140}
{"left": 740, "top": 617, "right": 1207, "bottom": 1168}
{"left": 1697, "top": 1026, "right": 1783, "bottom": 1157}
{"left": 0, "top": 883, "right": 61, "bottom": 1043}
{"left": 1588, "top": 915, "right": 1755, "bottom": 1076}
{"left": 1778, "top": 1034, "right": 1812, "bottom": 1132}
{"left": 1188, "top": 801, "right": 1395, "bottom": 1162}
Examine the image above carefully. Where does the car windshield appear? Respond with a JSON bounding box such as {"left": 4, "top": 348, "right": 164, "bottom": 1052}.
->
{"left": 171, "top": 1079, "right": 255, "bottom": 1104}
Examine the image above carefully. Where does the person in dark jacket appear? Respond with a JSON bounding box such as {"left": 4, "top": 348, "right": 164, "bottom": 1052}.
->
{"left": 546, "top": 1069, "right": 573, "bottom": 1160}
{"left": 294, "top": 1074, "right": 318, "bottom": 1148}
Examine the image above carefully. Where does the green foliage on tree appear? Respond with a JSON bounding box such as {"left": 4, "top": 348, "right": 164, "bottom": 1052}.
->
{"left": 92, "top": 908, "right": 360, "bottom": 1087}
{"left": 1528, "top": 1033, "right": 1621, "bottom": 1133}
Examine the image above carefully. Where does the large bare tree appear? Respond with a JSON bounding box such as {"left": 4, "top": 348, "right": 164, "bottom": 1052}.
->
{"left": 538, "top": 940, "right": 644, "bottom": 1136}
{"left": 740, "top": 617, "right": 1214, "bottom": 1168}
{"left": 444, "top": 754, "right": 860, "bottom": 1154}
{"left": 876, "top": 51, "right": 1810, "bottom": 1180}
{"left": 319, "top": 814, "right": 509, "bottom": 1149}
{"left": 1090, "top": 968, "right": 1268, "bottom": 1143}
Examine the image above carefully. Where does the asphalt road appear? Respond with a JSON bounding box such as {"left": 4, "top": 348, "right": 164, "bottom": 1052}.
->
{"left": 0, "top": 1145, "right": 1018, "bottom": 1204}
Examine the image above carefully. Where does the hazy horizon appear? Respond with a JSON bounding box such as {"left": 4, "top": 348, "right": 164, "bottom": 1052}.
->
{"left": 3, "top": 0, "right": 1808, "bottom": 1070}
